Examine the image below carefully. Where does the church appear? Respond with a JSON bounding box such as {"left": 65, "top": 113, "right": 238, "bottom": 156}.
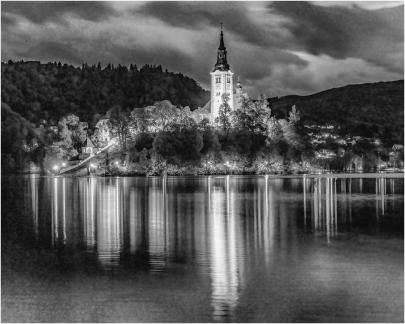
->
{"left": 205, "top": 26, "right": 248, "bottom": 122}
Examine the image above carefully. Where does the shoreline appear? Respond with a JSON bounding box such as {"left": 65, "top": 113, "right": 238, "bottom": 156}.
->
{"left": 3, "top": 171, "right": 404, "bottom": 179}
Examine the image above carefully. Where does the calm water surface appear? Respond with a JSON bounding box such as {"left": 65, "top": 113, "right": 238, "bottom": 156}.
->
{"left": 2, "top": 175, "right": 404, "bottom": 322}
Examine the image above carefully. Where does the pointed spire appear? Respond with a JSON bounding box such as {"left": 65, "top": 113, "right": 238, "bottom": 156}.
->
{"left": 219, "top": 30, "right": 225, "bottom": 49}
{"left": 219, "top": 22, "right": 225, "bottom": 49}
{"left": 213, "top": 23, "right": 230, "bottom": 71}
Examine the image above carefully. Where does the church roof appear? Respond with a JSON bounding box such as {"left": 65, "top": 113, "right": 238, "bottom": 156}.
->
{"left": 202, "top": 100, "right": 211, "bottom": 113}
{"left": 82, "top": 137, "right": 95, "bottom": 148}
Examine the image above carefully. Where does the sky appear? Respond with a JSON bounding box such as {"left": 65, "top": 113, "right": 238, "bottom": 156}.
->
{"left": 1, "top": 1, "right": 404, "bottom": 97}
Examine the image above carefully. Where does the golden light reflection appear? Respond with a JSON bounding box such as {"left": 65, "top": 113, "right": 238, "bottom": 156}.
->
{"left": 44, "top": 175, "right": 400, "bottom": 279}
{"left": 209, "top": 176, "right": 240, "bottom": 322}
{"left": 310, "top": 177, "right": 339, "bottom": 241}
{"left": 96, "top": 179, "right": 123, "bottom": 268}
{"left": 262, "top": 176, "right": 277, "bottom": 268}
{"left": 307, "top": 177, "right": 394, "bottom": 238}
{"left": 29, "top": 174, "right": 39, "bottom": 238}
{"left": 52, "top": 177, "right": 59, "bottom": 245}
{"left": 148, "top": 178, "right": 168, "bottom": 272}
{"left": 83, "top": 177, "right": 96, "bottom": 250}
{"left": 376, "top": 177, "right": 386, "bottom": 216}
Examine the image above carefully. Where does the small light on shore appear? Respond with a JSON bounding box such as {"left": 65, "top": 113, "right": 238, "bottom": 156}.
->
{"left": 52, "top": 165, "right": 59, "bottom": 171}
{"left": 61, "top": 162, "right": 66, "bottom": 167}
{"left": 90, "top": 163, "right": 97, "bottom": 169}
{"left": 115, "top": 161, "right": 119, "bottom": 166}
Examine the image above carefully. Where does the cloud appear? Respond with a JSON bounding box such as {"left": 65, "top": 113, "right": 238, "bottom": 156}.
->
{"left": 269, "top": 1, "right": 404, "bottom": 72}
{"left": 257, "top": 51, "right": 403, "bottom": 97}
{"left": 1, "top": 1, "right": 113, "bottom": 24}
{"left": 1, "top": 1, "right": 403, "bottom": 98}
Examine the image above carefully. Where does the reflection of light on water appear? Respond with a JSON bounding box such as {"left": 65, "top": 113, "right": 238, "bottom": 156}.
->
{"left": 129, "top": 188, "right": 137, "bottom": 254}
{"left": 83, "top": 177, "right": 96, "bottom": 250}
{"left": 30, "top": 174, "right": 39, "bottom": 238}
{"left": 62, "top": 178, "right": 66, "bottom": 243}
{"left": 148, "top": 178, "right": 168, "bottom": 272}
{"left": 311, "top": 178, "right": 338, "bottom": 240}
{"left": 303, "top": 176, "right": 307, "bottom": 227}
{"left": 262, "top": 176, "right": 276, "bottom": 269}
{"left": 97, "top": 179, "right": 123, "bottom": 269}
{"left": 308, "top": 177, "right": 394, "bottom": 238}
{"left": 51, "top": 177, "right": 68, "bottom": 246}
{"left": 52, "top": 177, "right": 59, "bottom": 245}
{"left": 209, "top": 176, "right": 239, "bottom": 322}
{"left": 129, "top": 179, "right": 147, "bottom": 255}
{"left": 376, "top": 178, "right": 386, "bottom": 216}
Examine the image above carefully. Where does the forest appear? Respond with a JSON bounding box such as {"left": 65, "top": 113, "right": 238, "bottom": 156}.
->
{"left": 269, "top": 80, "right": 404, "bottom": 146}
{"left": 1, "top": 60, "right": 210, "bottom": 125}
{"left": 1, "top": 61, "right": 403, "bottom": 175}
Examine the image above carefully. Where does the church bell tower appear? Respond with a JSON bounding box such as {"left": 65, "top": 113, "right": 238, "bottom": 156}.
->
{"left": 210, "top": 25, "right": 234, "bottom": 122}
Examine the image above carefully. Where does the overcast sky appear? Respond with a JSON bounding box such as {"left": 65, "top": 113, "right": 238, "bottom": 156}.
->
{"left": 2, "top": 1, "right": 403, "bottom": 97}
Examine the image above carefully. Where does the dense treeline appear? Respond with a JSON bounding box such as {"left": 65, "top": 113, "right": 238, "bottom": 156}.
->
{"left": 2, "top": 60, "right": 403, "bottom": 175}
{"left": 1, "top": 60, "right": 210, "bottom": 125}
{"left": 40, "top": 96, "right": 313, "bottom": 175}
{"left": 269, "top": 80, "right": 404, "bottom": 146}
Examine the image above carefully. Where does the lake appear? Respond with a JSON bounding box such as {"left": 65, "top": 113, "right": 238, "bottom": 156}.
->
{"left": 2, "top": 174, "right": 403, "bottom": 322}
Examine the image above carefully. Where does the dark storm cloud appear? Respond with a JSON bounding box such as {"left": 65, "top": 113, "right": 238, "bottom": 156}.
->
{"left": 1, "top": 1, "right": 403, "bottom": 96}
{"left": 139, "top": 1, "right": 278, "bottom": 48}
{"left": 269, "top": 1, "right": 404, "bottom": 71}
{"left": 1, "top": 1, "right": 112, "bottom": 24}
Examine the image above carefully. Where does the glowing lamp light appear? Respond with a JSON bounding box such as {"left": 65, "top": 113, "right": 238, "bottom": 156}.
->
{"left": 115, "top": 161, "right": 119, "bottom": 166}
{"left": 52, "top": 165, "right": 59, "bottom": 171}
{"left": 89, "top": 163, "right": 97, "bottom": 169}
{"left": 61, "top": 162, "right": 67, "bottom": 167}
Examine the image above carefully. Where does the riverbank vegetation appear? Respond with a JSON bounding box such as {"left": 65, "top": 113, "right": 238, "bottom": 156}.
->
{"left": 1, "top": 61, "right": 403, "bottom": 175}
{"left": 3, "top": 94, "right": 403, "bottom": 176}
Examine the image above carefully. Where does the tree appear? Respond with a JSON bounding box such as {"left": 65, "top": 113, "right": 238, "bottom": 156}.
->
{"left": 266, "top": 116, "right": 283, "bottom": 144}
{"left": 215, "top": 93, "right": 233, "bottom": 134}
{"left": 56, "top": 114, "right": 88, "bottom": 152}
{"left": 233, "top": 95, "right": 271, "bottom": 134}
{"left": 107, "top": 105, "right": 130, "bottom": 151}
{"left": 149, "top": 100, "right": 179, "bottom": 131}
{"left": 130, "top": 107, "right": 152, "bottom": 133}
{"left": 288, "top": 105, "right": 300, "bottom": 124}
{"left": 152, "top": 127, "right": 203, "bottom": 164}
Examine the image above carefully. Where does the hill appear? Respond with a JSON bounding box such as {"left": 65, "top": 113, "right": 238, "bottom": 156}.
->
{"left": 1, "top": 60, "right": 403, "bottom": 146}
{"left": 268, "top": 80, "right": 404, "bottom": 145}
{"left": 1, "top": 60, "right": 210, "bottom": 126}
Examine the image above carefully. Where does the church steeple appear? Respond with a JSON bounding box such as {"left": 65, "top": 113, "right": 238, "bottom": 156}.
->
{"left": 213, "top": 24, "right": 230, "bottom": 71}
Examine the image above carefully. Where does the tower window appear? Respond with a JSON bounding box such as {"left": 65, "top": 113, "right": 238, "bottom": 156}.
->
{"left": 216, "top": 77, "right": 221, "bottom": 83}
{"left": 227, "top": 77, "right": 230, "bottom": 83}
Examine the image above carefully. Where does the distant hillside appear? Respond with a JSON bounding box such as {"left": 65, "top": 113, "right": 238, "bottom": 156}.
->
{"left": 1, "top": 61, "right": 210, "bottom": 125}
{"left": 269, "top": 80, "right": 404, "bottom": 145}
{"left": 2, "top": 61, "right": 403, "bottom": 146}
